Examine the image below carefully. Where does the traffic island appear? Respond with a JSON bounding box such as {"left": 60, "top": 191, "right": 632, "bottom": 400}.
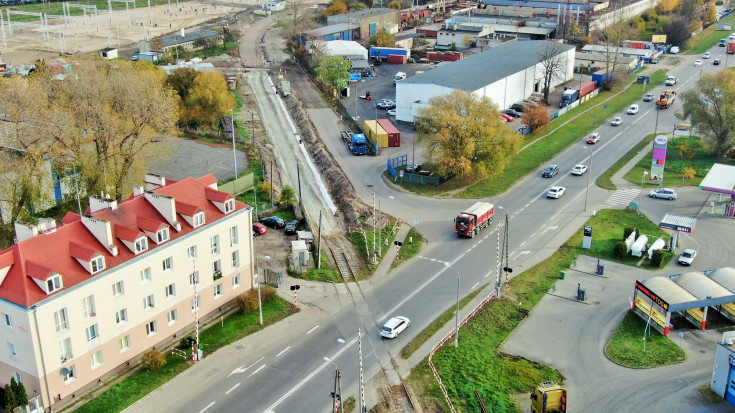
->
{"left": 605, "top": 311, "right": 686, "bottom": 368}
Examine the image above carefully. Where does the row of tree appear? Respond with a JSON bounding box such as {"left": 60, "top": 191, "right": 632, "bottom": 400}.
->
{"left": 165, "top": 68, "right": 235, "bottom": 128}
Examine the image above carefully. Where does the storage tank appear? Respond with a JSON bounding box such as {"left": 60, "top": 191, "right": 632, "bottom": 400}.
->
{"left": 377, "top": 119, "right": 401, "bottom": 147}
{"left": 631, "top": 235, "right": 648, "bottom": 257}
{"left": 648, "top": 238, "right": 665, "bottom": 259}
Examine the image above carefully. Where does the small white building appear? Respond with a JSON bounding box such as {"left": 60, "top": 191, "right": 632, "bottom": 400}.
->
{"left": 262, "top": 1, "right": 286, "bottom": 12}
{"left": 395, "top": 40, "right": 575, "bottom": 123}
{"left": 581, "top": 44, "right": 653, "bottom": 60}
{"left": 319, "top": 40, "right": 369, "bottom": 61}
{"left": 100, "top": 48, "right": 118, "bottom": 60}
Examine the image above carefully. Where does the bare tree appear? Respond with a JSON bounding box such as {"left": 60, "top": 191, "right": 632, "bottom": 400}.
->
{"left": 594, "top": 7, "right": 634, "bottom": 88}
{"left": 283, "top": 0, "right": 317, "bottom": 41}
{"left": 538, "top": 41, "right": 569, "bottom": 104}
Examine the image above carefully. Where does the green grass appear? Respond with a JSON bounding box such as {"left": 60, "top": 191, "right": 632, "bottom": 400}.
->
{"left": 401, "top": 286, "right": 484, "bottom": 359}
{"left": 686, "top": 14, "right": 735, "bottom": 55}
{"left": 596, "top": 134, "right": 657, "bottom": 190}
{"left": 73, "top": 296, "right": 294, "bottom": 413}
{"left": 622, "top": 136, "right": 735, "bottom": 187}
{"left": 605, "top": 311, "right": 686, "bottom": 368}
{"left": 390, "top": 228, "right": 424, "bottom": 270}
{"left": 348, "top": 221, "right": 399, "bottom": 274}
{"left": 291, "top": 251, "right": 340, "bottom": 283}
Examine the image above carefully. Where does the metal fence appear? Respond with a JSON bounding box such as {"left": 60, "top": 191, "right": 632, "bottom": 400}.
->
{"left": 386, "top": 154, "right": 443, "bottom": 186}
{"left": 218, "top": 173, "right": 255, "bottom": 196}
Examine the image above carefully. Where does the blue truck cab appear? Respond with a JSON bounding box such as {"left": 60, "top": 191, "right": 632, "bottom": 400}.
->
{"left": 350, "top": 133, "right": 367, "bottom": 155}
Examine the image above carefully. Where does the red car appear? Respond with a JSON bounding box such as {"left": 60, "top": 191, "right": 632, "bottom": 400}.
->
{"left": 500, "top": 113, "right": 513, "bottom": 122}
{"left": 252, "top": 222, "right": 267, "bottom": 235}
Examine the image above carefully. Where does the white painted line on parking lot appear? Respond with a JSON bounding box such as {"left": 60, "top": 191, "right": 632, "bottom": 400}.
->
{"left": 226, "top": 383, "right": 241, "bottom": 395}
{"left": 200, "top": 402, "right": 215, "bottom": 413}
{"left": 250, "top": 365, "right": 266, "bottom": 377}
{"left": 471, "top": 282, "right": 479, "bottom": 290}
{"left": 306, "top": 325, "right": 319, "bottom": 335}
{"left": 276, "top": 346, "right": 291, "bottom": 357}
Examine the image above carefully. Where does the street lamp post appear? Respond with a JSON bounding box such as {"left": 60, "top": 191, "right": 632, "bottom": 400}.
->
{"left": 584, "top": 146, "right": 593, "bottom": 212}
{"left": 230, "top": 109, "right": 238, "bottom": 194}
{"left": 323, "top": 357, "right": 344, "bottom": 413}
{"left": 639, "top": 171, "right": 649, "bottom": 214}
{"left": 255, "top": 255, "right": 270, "bottom": 325}
{"left": 653, "top": 105, "right": 661, "bottom": 137}
{"left": 444, "top": 262, "right": 460, "bottom": 348}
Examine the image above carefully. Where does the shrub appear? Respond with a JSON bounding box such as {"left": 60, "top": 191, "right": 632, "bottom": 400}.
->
{"left": 651, "top": 249, "right": 664, "bottom": 267}
{"left": 681, "top": 167, "right": 697, "bottom": 180}
{"left": 623, "top": 227, "right": 635, "bottom": 241}
{"left": 236, "top": 290, "right": 260, "bottom": 314}
{"left": 261, "top": 286, "right": 276, "bottom": 303}
{"left": 258, "top": 181, "right": 272, "bottom": 195}
{"left": 613, "top": 241, "right": 627, "bottom": 259}
{"left": 140, "top": 349, "right": 167, "bottom": 370}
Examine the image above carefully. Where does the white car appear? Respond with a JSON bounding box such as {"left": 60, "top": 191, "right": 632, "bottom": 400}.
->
{"left": 695, "top": 59, "right": 704, "bottom": 66}
{"left": 678, "top": 249, "right": 697, "bottom": 265}
{"left": 730, "top": 33, "right": 735, "bottom": 40}
{"left": 704, "top": 52, "right": 712, "bottom": 59}
{"left": 380, "top": 316, "right": 410, "bottom": 338}
{"left": 547, "top": 186, "right": 566, "bottom": 199}
{"left": 571, "top": 164, "right": 588, "bottom": 175}
{"left": 611, "top": 116, "right": 623, "bottom": 126}
{"left": 387, "top": 109, "right": 396, "bottom": 117}
{"left": 670, "top": 46, "right": 680, "bottom": 54}
{"left": 627, "top": 104, "right": 639, "bottom": 114}
{"left": 649, "top": 188, "right": 677, "bottom": 200}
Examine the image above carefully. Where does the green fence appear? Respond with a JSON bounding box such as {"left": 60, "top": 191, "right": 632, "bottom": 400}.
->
{"left": 218, "top": 173, "right": 254, "bottom": 196}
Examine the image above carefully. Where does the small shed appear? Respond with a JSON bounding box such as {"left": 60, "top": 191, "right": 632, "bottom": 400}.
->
{"left": 296, "top": 231, "right": 314, "bottom": 251}
{"left": 101, "top": 48, "right": 118, "bottom": 60}
{"left": 291, "top": 240, "right": 310, "bottom": 266}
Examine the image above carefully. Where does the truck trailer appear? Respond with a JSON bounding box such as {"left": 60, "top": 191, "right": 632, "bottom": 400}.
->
{"left": 560, "top": 81, "right": 595, "bottom": 107}
{"left": 656, "top": 90, "right": 676, "bottom": 109}
{"left": 369, "top": 47, "right": 410, "bottom": 59}
{"left": 455, "top": 202, "right": 494, "bottom": 238}
{"left": 728, "top": 41, "right": 735, "bottom": 54}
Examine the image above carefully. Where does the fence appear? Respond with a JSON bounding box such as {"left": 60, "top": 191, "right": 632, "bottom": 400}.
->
{"left": 13, "top": 395, "right": 42, "bottom": 413}
{"left": 386, "top": 154, "right": 444, "bottom": 186}
{"left": 218, "top": 173, "right": 255, "bottom": 196}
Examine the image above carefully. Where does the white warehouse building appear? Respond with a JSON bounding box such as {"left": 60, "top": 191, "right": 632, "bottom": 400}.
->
{"left": 395, "top": 40, "right": 575, "bottom": 123}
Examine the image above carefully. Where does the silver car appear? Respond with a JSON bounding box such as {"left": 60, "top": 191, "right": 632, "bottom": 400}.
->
{"left": 649, "top": 188, "right": 677, "bottom": 200}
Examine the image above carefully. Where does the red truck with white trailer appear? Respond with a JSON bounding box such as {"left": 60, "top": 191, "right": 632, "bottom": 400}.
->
{"left": 455, "top": 202, "right": 495, "bottom": 238}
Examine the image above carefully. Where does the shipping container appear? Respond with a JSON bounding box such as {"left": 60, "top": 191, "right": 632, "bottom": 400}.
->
{"left": 364, "top": 120, "right": 389, "bottom": 148}
{"left": 427, "top": 51, "right": 464, "bottom": 61}
{"left": 377, "top": 119, "right": 401, "bottom": 147}
{"left": 625, "top": 40, "right": 646, "bottom": 49}
{"left": 386, "top": 54, "right": 407, "bottom": 64}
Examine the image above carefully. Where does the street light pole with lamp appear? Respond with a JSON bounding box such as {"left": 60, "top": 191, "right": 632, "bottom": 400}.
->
{"left": 230, "top": 109, "right": 238, "bottom": 194}
{"left": 255, "top": 255, "right": 270, "bottom": 325}
{"left": 444, "top": 262, "right": 460, "bottom": 348}
{"left": 584, "top": 146, "right": 593, "bottom": 212}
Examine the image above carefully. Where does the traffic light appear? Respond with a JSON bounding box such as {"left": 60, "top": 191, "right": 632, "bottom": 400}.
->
{"left": 503, "top": 267, "right": 513, "bottom": 273}
{"left": 393, "top": 241, "right": 403, "bottom": 246}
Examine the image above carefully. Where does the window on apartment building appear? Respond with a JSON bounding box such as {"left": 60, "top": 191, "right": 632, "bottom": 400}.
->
{"left": 2, "top": 313, "right": 10, "bottom": 328}
{"left": 115, "top": 308, "right": 127, "bottom": 325}
{"left": 233, "top": 273, "right": 241, "bottom": 288}
{"left": 162, "top": 257, "right": 173, "bottom": 272}
{"left": 214, "top": 284, "right": 223, "bottom": 298}
{"left": 135, "top": 236, "right": 148, "bottom": 253}
{"left": 189, "top": 271, "right": 199, "bottom": 285}
{"left": 86, "top": 324, "right": 99, "bottom": 342}
{"left": 13, "top": 372, "right": 22, "bottom": 383}
{"left": 211, "top": 235, "right": 220, "bottom": 254}
{"left": 157, "top": 227, "right": 170, "bottom": 243}
{"left": 141, "top": 267, "right": 152, "bottom": 283}
{"left": 63, "top": 365, "right": 76, "bottom": 383}
{"left": 168, "top": 309, "right": 178, "bottom": 324}
{"left": 146, "top": 321, "right": 157, "bottom": 336}
{"left": 60, "top": 337, "right": 73, "bottom": 361}
{"left": 143, "top": 295, "right": 155, "bottom": 310}
{"left": 119, "top": 335, "right": 130, "bottom": 352}
{"left": 91, "top": 256, "right": 105, "bottom": 273}
{"left": 8, "top": 343, "right": 17, "bottom": 357}
{"left": 83, "top": 295, "right": 96, "bottom": 319}
{"left": 112, "top": 280, "right": 125, "bottom": 296}
{"left": 229, "top": 226, "right": 238, "bottom": 246}
{"left": 191, "top": 295, "right": 201, "bottom": 311}
{"left": 187, "top": 245, "right": 197, "bottom": 259}
{"left": 54, "top": 308, "right": 69, "bottom": 332}
{"left": 231, "top": 250, "right": 240, "bottom": 269}
{"left": 194, "top": 211, "right": 205, "bottom": 227}
{"left": 224, "top": 199, "right": 235, "bottom": 213}
{"left": 91, "top": 350, "right": 103, "bottom": 368}
{"left": 47, "top": 274, "right": 63, "bottom": 293}
{"left": 165, "top": 283, "right": 176, "bottom": 299}
{"left": 213, "top": 260, "right": 221, "bottom": 274}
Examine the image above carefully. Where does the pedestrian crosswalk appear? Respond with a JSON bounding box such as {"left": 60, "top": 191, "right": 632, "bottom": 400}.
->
{"left": 605, "top": 189, "right": 641, "bottom": 206}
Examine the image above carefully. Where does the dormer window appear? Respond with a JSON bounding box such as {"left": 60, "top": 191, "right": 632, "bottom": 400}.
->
{"left": 91, "top": 256, "right": 105, "bottom": 274}
{"left": 135, "top": 236, "right": 148, "bottom": 253}
{"left": 47, "top": 274, "right": 63, "bottom": 293}
{"left": 156, "top": 228, "right": 170, "bottom": 243}
{"left": 193, "top": 211, "right": 205, "bottom": 227}
{"left": 224, "top": 199, "right": 235, "bottom": 213}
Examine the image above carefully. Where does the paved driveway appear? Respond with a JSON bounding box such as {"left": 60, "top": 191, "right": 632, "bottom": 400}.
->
{"left": 148, "top": 136, "right": 248, "bottom": 182}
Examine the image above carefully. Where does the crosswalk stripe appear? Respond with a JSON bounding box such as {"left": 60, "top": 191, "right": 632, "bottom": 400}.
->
{"left": 605, "top": 189, "right": 641, "bottom": 206}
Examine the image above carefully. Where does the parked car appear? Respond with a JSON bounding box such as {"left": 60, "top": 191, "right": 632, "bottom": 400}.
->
{"left": 260, "top": 216, "right": 286, "bottom": 228}
{"left": 377, "top": 101, "right": 396, "bottom": 109}
{"left": 627, "top": 104, "right": 639, "bottom": 114}
{"left": 571, "top": 164, "right": 588, "bottom": 175}
{"left": 695, "top": 59, "right": 704, "bottom": 66}
{"left": 253, "top": 222, "right": 268, "bottom": 235}
{"left": 546, "top": 186, "right": 566, "bottom": 199}
{"left": 405, "top": 163, "right": 423, "bottom": 174}
{"left": 542, "top": 164, "right": 559, "bottom": 178}
{"left": 586, "top": 133, "right": 601, "bottom": 144}
{"left": 649, "top": 58, "right": 659, "bottom": 64}
{"left": 678, "top": 249, "right": 697, "bottom": 265}
{"left": 500, "top": 115, "right": 510, "bottom": 123}
{"left": 714, "top": 59, "right": 722, "bottom": 65}
{"left": 643, "top": 93, "right": 654, "bottom": 102}
{"left": 387, "top": 109, "right": 396, "bottom": 117}
{"left": 284, "top": 220, "right": 300, "bottom": 235}
{"left": 610, "top": 117, "right": 623, "bottom": 126}
{"left": 649, "top": 188, "right": 677, "bottom": 200}
{"left": 380, "top": 316, "right": 410, "bottom": 338}
{"left": 510, "top": 103, "right": 527, "bottom": 112}
{"left": 670, "top": 46, "right": 680, "bottom": 54}
{"left": 500, "top": 113, "right": 514, "bottom": 122}
{"left": 502, "top": 109, "right": 522, "bottom": 118}
{"left": 704, "top": 52, "right": 711, "bottom": 59}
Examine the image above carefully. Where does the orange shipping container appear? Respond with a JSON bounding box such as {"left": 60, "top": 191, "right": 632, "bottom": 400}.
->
{"left": 376, "top": 119, "right": 400, "bottom": 147}
{"left": 363, "top": 120, "right": 389, "bottom": 148}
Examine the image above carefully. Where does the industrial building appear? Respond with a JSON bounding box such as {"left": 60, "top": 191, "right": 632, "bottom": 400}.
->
{"left": 326, "top": 8, "right": 399, "bottom": 39}
{"left": 395, "top": 40, "right": 575, "bottom": 123}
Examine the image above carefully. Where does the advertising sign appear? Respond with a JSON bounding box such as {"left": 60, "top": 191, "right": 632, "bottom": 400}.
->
{"left": 650, "top": 135, "right": 668, "bottom": 184}
{"left": 718, "top": 23, "right": 733, "bottom": 31}
{"left": 652, "top": 34, "right": 668, "bottom": 43}
{"left": 635, "top": 280, "right": 669, "bottom": 311}
{"left": 635, "top": 296, "right": 667, "bottom": 329}
{"left": 673, "top": 124, "right": 692, "bottom": 137}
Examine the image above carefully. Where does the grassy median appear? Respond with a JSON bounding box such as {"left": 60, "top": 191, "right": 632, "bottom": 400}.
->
{"left": 606, "top": 311, "right": 686, "bottom": 368}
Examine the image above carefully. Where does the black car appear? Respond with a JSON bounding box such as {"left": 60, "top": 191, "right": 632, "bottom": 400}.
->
{"left": 405, "top": 163, "right": 423, "bottom": 174}
{"left": 284, "top": 220, "right": 299, "bottom": 235}
{"left": 503, "top": 109, "right": 522, "bottom": 118}
{"left": 542, "top": 164, "right": 559, "bottom": 178}
{"left": 510, "top": 103, "right": 526, "bottom": 112}
{"left": 260, "top": 216, "right": 285, "bottom": 229}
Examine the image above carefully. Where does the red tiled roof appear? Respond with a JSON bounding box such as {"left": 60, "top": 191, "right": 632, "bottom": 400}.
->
{"left": 176, "top": 202, "right": 201, "bottom": 217}
{"left": 137, "top": 216, "right": 166, "bottom": 233}
{"left": 0, "top": 176, "right": 248, "bottom": 308}
{"left": 115, "top": 225, "right": 143, "bottom": 243}
{"left": 69, "top": 242, "right": 97, "bottom": 262}
{"left": 197, "top": 174, "right": 217, "bottom": 186}
{"left": 204, "top": 186, "right": 232, "bottom": 203}
{"left": 26, "top": 261, "right": 53, "bottom": 281}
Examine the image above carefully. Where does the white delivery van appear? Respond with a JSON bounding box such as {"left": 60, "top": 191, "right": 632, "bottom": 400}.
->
{"left": 393, "top": 72, "right": 406, "bottom": 84}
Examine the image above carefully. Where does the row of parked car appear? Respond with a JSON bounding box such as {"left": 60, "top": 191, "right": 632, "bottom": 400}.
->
{"left": 252, "top": 216, "right": 300, "bottom": 237}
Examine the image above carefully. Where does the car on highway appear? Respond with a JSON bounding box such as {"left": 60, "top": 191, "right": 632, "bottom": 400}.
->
{"left": 665, "top": 76, "right": 677, "bottom": 86}
{"left": 649, "top": 188, "right": 677, "bottom": 200}
{"left": 253, "top": 222, "right": 268, "bottom": 235}
{"left": 714, "top": 59, "right": 721, "bottom": 65}
{"left": 546, "top": 186, "right": 566, "bottom": 199}
{"left": 377, "top": 100, "right": 396, "bottom": 110}
{"left": 643, "top": 93, "right": 654, "bottom": 102}
{"left": 704, "top": 52, "right": 712, "bottom": 59}
{"left": 503, "top": 109, "right": 522, "bottom": 118}
{"left": 542, "top": 164, "right": 559, "bottom": 177}
{"left": 380, "top": 316, "right": 410, "bottom": 338}
{"left": 678, "top": 249, "right": 697, "bottom": 266}
{"left": 387, "top": 109, "right": 396, "bottom": 117}
{"left": 571, "top": 164, "right": 588, "bottom": 175}
{"left": 284, "top": 220, "right": 300, "bottom": 235}
{"left": 586, "top": 132, "right": 601, "bottom": 144}
{"left": 611, "top": 116, "right": 623, "bottom": 126}
{"left": 260, "top": 216, "right": 286, "bottom": 229}
{"left": 730, "top": 33, "right": 735, "bottom": 40}
{"left": 695, "top": 59, "right": 704, "bottom": 66}
{"left": 627, "top": 104, "right": 639, "bottom": 114}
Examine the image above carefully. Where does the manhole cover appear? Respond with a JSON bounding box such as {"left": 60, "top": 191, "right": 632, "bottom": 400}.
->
{"left": 236, "top": 345, "right": 244, "bottom": 350}
{"left": 700, "top": 350, "right": 707, "bottom": 354}
{"left": 367, "top": 184, "right": 373, "bottom": 188}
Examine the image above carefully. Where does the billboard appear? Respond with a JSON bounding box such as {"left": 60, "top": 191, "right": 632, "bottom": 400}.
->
{"left": 652, "top": 34, "right": 667, "bottom": 43}
{"left": 650, "top": 135, "right": 669, "bottom": 184}
{"left": 718, "top": 23, "right": 733, "bottom": 31}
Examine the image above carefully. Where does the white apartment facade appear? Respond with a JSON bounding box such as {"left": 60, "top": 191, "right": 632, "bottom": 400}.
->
{"left": 0, "top": 174, "right": 254, "bottom": 411}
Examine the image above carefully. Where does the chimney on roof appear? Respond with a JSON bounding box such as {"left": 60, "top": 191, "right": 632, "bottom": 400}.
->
{"left": 14, "top": 222, "right": 39, "bottom": 242}
{"left": 144, "top": 192, "right": 182, "bottom": 232}
{"left": 145, "top": 173, "right": 166, "bottom": 191}
{"left": 88, "top": 195, "right": 118, "bottom": 214}
{"left": 133, "top": 185, "right": 145, "bottom": 197}
{"left": 181, "top": 27, "right": 185, "bottom": 37}
{"left": 81, "top": 215, "right": 119, "bottom": 256}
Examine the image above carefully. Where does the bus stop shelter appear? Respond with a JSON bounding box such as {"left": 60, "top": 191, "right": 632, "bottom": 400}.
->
{"left": 699, "top": 163, "right": 735, "bottom": 217}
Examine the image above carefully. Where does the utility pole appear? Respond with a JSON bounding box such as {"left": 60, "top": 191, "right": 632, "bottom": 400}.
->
{"left": 231, "top": 109, "right": 238, "bottom": 194}
{"left": 317, "top": 211, "right": 323, "bottom": 269}
{"left": 371, "top": 192, "right": 377, "bottom": 264}
{"left": 270, "top": 160, "right": 273, "bottom": 208}
{"left": 377, "top": 200, "right": 381, "bottom": 257}
{"left": 297, "top": 164, "right": 302, "bottom": 204}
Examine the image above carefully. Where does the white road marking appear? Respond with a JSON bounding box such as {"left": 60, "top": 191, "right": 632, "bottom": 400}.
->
{"left": 276, "top": 346, "right": 291, "bottom": 357}
{"left": 200, "top": 402, "right": 215, "bottom": 413}
{"left": 509, "top": 250, "right": 517, "bottom": 258}
{"left": 517, "top": 251, "right": 531, "bottom": 258}
{"left": 605, "top": 189, "right": 641, "bottom": 206}
{"left": 471, "top": 282, "right": 479, "bottom": 290}
{"left": 541, "top": 225, "right": 558, "bottom": 235}
{"left": 466, "top": 249, "right": 472, "bottom": 253}
{"left": 306, "top": 325, "right": 319, "bottom": 335}
{"left": 250, "top": 365, "right": 266, "bottom": 377}
{"left": 228, "top": 356, "right": 264, "bottom": 377}
{"left": 226, "top": 383, "right": 241, "bottom": 395}
{"left": 529, "top": 232, "right": 537, "bottom": 238}
{"left": 520, "top": 241, "right": 526, "bottom": 246}
{"left": 477, "top": 239, "right": 484, "bottom": 244}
